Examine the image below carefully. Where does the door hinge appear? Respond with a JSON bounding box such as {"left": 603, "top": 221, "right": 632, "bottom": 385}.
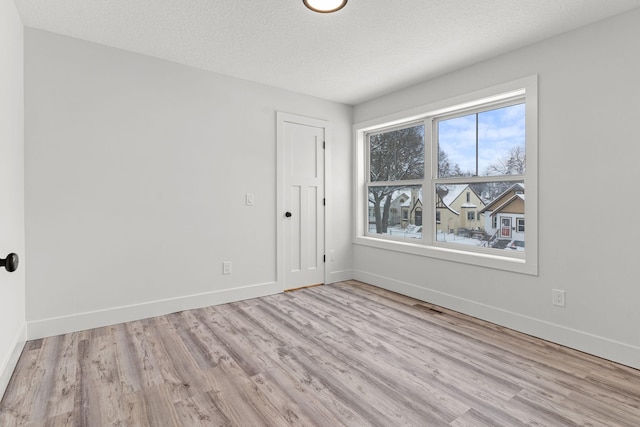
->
{"left": 323, "top": 198, "right": 326, "bottom": 206}
{"left": 323, "top": 255, "right": 326, "bottom": 263}
{"left": 323, "top": 141, "right": 326, "bottom": 149}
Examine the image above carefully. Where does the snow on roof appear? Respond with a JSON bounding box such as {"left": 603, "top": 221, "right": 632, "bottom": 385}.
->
{"left": 446, "top": 207, "right": 460, "bottom": 215}
{"left": 440, "top": 184, "right": 468, "bottom": 207}
{"left": 460, "top": 203, "right": 477, "bottom": 208}
{"left": 391, "top": 192, "right": 409, "bottom": 202}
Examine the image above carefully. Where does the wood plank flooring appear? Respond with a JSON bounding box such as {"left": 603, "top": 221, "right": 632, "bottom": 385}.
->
{"left": 2, "top": 280, "right": 640, "bottom": 426}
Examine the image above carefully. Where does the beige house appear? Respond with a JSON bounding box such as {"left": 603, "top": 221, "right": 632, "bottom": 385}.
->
{"left": 436, "top": 184, "right": 485, "bottom": 235}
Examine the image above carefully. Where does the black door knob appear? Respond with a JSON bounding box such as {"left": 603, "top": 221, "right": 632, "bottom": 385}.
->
{"left": 285, "top": 212, "right": 292, "bottom": 218}
{"left": 0, "top": 253, "right": 19, "bottom": 273}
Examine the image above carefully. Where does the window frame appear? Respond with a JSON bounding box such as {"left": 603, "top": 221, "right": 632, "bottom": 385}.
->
{"left": 354, "top": 76, "right": 538, "bottom": 275}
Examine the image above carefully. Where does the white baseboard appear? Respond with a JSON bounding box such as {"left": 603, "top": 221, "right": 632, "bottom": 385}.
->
{"left": 0, "top": 323, "right": 27, "bottom": 400}
{"left": 327, "top": 269, "right": 353, "bottom": 284}
{"left": 27, "top": 281, "right": 281, "bottom": 340}
{"left": 353, "top": 270, "right": 640, "bottom": 370}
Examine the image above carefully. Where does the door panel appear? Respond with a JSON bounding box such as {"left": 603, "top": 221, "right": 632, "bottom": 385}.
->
{"left": 290, "top": 185, "right": 302, "bottom": 271}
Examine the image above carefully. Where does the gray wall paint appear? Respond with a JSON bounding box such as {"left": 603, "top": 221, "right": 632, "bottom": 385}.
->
{"left": 353, "top": 9, "right": 640, "bottom": 368}
{"left": 0, "top": 0, "right": 26, "bottom": 397}
{"left": 24, "top": 29, "right": 352, "bottom": 334}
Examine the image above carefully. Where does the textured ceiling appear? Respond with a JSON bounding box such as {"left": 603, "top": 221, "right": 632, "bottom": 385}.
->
{"left": 13, "top": 0, "right": 640, "bottom": 105}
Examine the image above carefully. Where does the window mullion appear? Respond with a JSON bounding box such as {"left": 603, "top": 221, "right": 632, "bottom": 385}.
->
{"left": 368, "top": 179, "right": 424, "bottom": 187}
{"left": 435, "top": 174, "right": 525, "bottom": 185}
{"left": 475, "top": 113, "right": 479, "bottom": 176}
{"left": 423, "top": 118, "right": 434, "bottom": 244}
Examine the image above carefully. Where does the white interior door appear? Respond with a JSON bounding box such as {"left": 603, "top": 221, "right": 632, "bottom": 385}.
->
{"left": 0, "top": 5, "right": 26, "bottom": 393}
{"left": 280, "top": 114, "right": 325, "bottom": 290}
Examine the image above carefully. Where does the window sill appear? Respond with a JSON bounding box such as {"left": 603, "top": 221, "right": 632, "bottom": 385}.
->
{"left": 353, "top": 235, "right": 538, "bottom": 276}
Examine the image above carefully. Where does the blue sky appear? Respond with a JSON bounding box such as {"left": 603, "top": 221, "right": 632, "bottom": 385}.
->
{"left": 438, "top": 103, "right": 525, "bottom": 175}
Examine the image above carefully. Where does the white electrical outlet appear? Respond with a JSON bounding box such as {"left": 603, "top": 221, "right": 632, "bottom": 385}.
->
{"left": 245, "top": 193, "right": 255, "bottom": 206}
{"left": 552, "top": 289, "right": 566, "bottom": 307}
{"left": 223, "top": 261, "right": 232, "bottom": 275}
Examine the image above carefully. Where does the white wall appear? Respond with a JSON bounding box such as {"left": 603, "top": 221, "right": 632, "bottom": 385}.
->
{"left": 0, "top": 0, "right": 26, "bottom": 398}
{"left": 24, "top": 29, "right": 353, "bottom": 338}
{"left": 353, "top": 9, "right": 640, "bottom": 369}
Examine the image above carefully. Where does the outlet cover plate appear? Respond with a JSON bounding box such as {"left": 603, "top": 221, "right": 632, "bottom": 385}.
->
{"left": 552, "top": 289, "right": 566, "bottom": 307}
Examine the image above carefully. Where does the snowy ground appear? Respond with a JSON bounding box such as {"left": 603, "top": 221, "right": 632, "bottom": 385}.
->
{"left": 437, "top": 231, "right": 525, "bottom": 251}
{"left": 436, "top": 231, "right": 486, "bottom": 246}
{"left": 369, "top": 225, "right": 524, "bottom": 251}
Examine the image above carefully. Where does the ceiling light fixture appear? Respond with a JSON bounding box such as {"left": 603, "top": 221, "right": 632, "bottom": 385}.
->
{"left": 303, "top": 0, "right": 347, "bottom": 13}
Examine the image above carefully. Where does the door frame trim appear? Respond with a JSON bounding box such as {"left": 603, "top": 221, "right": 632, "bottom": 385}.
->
{"left": 276, "top": 112, "right": 330, "bottom": 291}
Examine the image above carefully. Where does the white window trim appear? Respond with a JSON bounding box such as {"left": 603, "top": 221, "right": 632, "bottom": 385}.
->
{"left": 353, "top": 76, "right": 538, "bottom": 275}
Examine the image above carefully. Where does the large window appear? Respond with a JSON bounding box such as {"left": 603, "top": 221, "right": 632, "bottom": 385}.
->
{"left": 355, "top": 76, "right": 538, "bottom": 275}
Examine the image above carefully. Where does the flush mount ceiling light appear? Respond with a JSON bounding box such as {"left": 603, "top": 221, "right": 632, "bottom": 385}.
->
{"left": 303, "top": 0, "right": 347, "bottom": 13}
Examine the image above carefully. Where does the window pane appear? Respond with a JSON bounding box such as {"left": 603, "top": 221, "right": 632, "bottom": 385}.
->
{"left": 438, "top": 114, "right": 476, "bottom": 177}
{"left": 479, "top": 103, "right": 525, "bottom": 176}
{"left": 368, "top": 185, "right": 422, "bottom": 239}
{"left": 435, "top": 181, "right": 524, "bottom": 251}
{"left": 437, "top": 103, "right": 525, "bottom": 177}
{"left": 369, "top": 125, "right": 424, "bottom": 182}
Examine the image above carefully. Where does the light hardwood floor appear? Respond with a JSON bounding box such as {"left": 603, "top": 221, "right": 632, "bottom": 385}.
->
{"left": 2, "top": 280, "right": 639, "bottom": 426}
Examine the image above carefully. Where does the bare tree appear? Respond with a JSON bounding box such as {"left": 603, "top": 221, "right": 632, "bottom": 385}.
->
{"left": 485, "top": 145, "right": 526, "bottom": 176}
{"left": 369, "top": 126, "right": 423, "bottom": 233}
{"left": 438, "top": 147, "right": 464, "bottom": 178}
